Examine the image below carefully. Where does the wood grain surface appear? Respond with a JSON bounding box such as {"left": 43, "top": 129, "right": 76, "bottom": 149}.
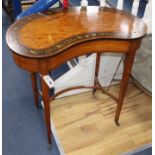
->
{"left": 6, "top": 6, "right": 147, "bottom": 58}
{"left": 50, "top": 84, "right": 152, "bottom": 155}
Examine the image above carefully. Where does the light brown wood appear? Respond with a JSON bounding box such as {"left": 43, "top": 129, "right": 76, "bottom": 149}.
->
{"left": 6, "top": 6, "right": 147, "bottom": 58}
{"left": 50, "top": 84, "right": 152, "bottom": 155}
{"left": 19, "top": 7, "right": 145, "bottom": 50}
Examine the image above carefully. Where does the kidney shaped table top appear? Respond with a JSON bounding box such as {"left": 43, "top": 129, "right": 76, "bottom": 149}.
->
{"left": 6, "top": 6, "right": 147, "bottom": 144}
{"left": 6, "top": 6, "right": 147, "bottom": 58}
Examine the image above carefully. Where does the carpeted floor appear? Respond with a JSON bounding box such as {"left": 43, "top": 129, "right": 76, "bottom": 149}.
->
{"left": 133, "top": 148, "right": 152, "bottom": 155}
{"left": 2, "top": 11, "right": 60, "bottom": 155}
{"left": 123, "top": 145, "right": 152, "bottom": 155}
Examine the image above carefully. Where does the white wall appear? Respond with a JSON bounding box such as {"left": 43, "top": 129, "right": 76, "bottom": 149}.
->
{"left": 55, "top": 54, "right": 123, "bottom": 98}
{"left": 142, "top": 0, "right": 152, "bottom": 33}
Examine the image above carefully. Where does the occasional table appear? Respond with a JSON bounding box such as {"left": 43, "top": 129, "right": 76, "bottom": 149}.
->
{"left": 6, "top": 6, "right": 147, "bottom": 144}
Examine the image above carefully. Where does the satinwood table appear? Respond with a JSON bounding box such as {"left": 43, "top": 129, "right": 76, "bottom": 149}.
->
{"left": 6, "top": 6, "right": 147, "bottom": 144}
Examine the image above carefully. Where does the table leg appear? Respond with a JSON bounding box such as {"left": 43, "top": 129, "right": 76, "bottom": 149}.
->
{"left": 30, "top": 72, "right": 39, "bottom": 107}
{"left": 41, "top": 75, "right": 52, "bottom": 144}
{"left": 115, "top": 43, "right": 137, "bottom": 125}
{"left": 93, "top": 53, "right": 101, "bottom": 94}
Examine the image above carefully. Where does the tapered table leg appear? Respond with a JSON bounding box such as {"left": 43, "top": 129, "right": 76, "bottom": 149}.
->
{"left": 115, "top": 42, "right": 137, "bottom": 125}
{"left": 30, "top": 72, "right": 39, "bottom": 107}
{"left": 41, "top": 75, "right": 52, "bottom": 144}
{"left": 93, "top": 53, "right": 101, "bottom": 94}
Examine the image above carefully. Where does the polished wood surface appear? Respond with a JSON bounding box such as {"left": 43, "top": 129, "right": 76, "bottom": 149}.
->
{"left": 41, "top": 74, "right": 52, "bottom": 144}
{"left": 51, "top": 84, "right": 152, "bottom": 155}
{"left": 6, "top": 7, "right": 147, "bottom": 58}
{"left": 6, "top": 6, "right": 147, "bottom": 144}
{"left": 30, "top": 73, "right": 39, "bottom": 107}
{"left": 12, "top": 39, "right": 133, "bottom": 72}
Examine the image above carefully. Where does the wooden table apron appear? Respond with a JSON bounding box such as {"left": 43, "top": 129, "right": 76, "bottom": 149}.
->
{"left": 6, "top": 6, "right": 147, "bottom": 144}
